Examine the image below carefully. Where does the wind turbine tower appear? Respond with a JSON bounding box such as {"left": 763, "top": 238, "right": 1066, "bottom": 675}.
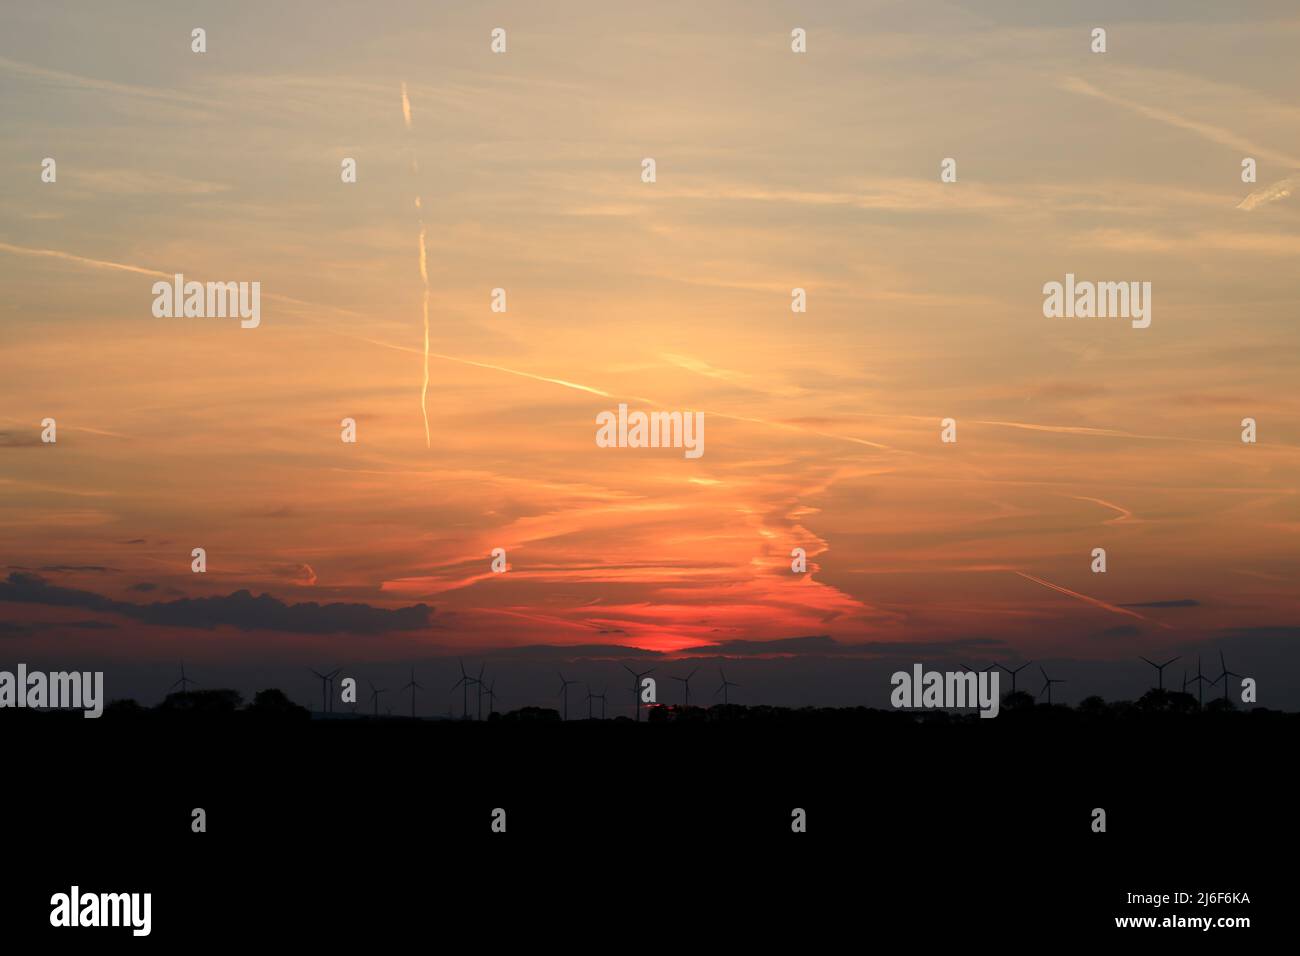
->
{"left": 400, "top": 665, "right": 424, "bottom": 718}
{"left": 996, "top": 661, "right": 1033, "bottom": 695}
{"left": 621, "top": 665, "right": 655, "bottom": 721}
{"left": 715, "top": 668, "right": 740, "bottom": 706}
{"left": 1038, "top": 666, "right": 1065, "bottom": 706}
{"left": 670, "top": 668, "right": 699, "bottom": 707}
{"left": 1139, "top": 655, "right": 1180, "bottom": 692}
{"left": 309, "top": 667, "right": 339, "bottom": 714}
{"left": 557, "top": 672, "right": 580, "bottom": 721}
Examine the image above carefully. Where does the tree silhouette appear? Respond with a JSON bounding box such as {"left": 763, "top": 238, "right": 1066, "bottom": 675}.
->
{"left": 1001, "top": 690, "right": 1036, "bottom": 712}
{"left": 247, "top": 688, "right": 310, "bottom": 719}
{"left": 104, "top": 699, "right": 145, "bottom": 719}
{"left": 1077, "top": 695, "right": 1109, "bottom": 718}
{"left": 157, "top": 688, "right": 243, "bottom": 714}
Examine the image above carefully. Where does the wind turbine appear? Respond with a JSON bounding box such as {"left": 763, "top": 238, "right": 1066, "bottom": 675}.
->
{"left": 170, "top": 662, "right": 199, "bottom": 696}
{"left": 1210, "top": 650, "right": 1242, "bottom": 705}
{"left": 595, "top": 687, "right": 608, "bottom": 720}
{"left": 621, "top": 664, "right": 655, "bottom": 721}
{"left": 400, "top": 665, "right": 423, "bottom": 718}
{"left": 670, "top": 668, "right": 699, "bottom": 707}
{"left": 1139, "top": 655, "right": 1180, "bottom": 691}
{"left": 483, "top": 679, "right": 499, "bottom": 716}
{"left": 715, "top": 667, "right": 740, "bottom": 706}
{"left": 452, "top": 660, "right": 479, "bottom": 720}
{"left": 1184, "top": 654, "right": 1211, "bottom": 710}
{"left": 556, "top": 672, "right": 580, "bottom": 721}
{"left": 475, "top": 664, "right": 487, "bottom": 720}
{"left": 996, "top": 661, "right": 1033, "bottom": 695}
{"left": 585, "top": 683, "right": 596, "bottom": 720}
{"left": 309, "top": 667, "right": 339, "bottom": 714}
{"left": 1038, "top": 666, "right": 1065, "bottom": 706}
{"left": 368, "top": 680, "right": 388, "bottom": 717}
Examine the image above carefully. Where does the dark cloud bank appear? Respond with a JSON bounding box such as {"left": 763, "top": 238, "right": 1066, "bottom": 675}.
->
{"left": 0, "top": 572, "right": 432, "bottom": 634}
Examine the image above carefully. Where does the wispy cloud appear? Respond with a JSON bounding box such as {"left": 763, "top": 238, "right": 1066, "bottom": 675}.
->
{"left": 1059, "top": 75, "right": 1300, "bottom": 169}
{"left": 1238, "top": 174, "right": 1299, "bottom": 210}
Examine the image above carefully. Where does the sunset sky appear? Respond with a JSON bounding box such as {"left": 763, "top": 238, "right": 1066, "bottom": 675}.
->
{"left": 2, "top": 1, "right": 1298, "bottom": 711}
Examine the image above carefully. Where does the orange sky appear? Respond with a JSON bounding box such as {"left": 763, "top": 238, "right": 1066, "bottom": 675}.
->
{"left": 2, "top": 2, "right": 1298, "bottom": 691}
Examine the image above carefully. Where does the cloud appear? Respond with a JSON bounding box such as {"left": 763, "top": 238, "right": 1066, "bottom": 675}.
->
{"left": 242, "top": 505, "right": 297, "bottom": 519}
{"left": 1237, "top": 175, "right": 1298, "bottom": 210}
{"left": 680, "top": 635, "right": 1007, "bottom": 658}
{"left": 0, "top": 573, "right": 118, "bottom": 613}
{"left": 0, "top": 573, "right": 432, "bottom": 635}
{"left": 1099, "top": 625, "right": 1142, "bottom": 640}
{"left": 1215, "top": 626, "right": 1300, "bottom": 642}
{"left": 0, "top": 617, "right": 116, "bottom": 636}
{"left": 127, "top": 582, "right": 187, "bottom": 597}
{"left": 271, "top": 563, "right": 318, "bottom": 587}
{"left": 1119, "top": 599, "right": 1200, "bottom": 608}
{"left": 484, "top": 643, "right": 662, "bottom": 661}
{"left": 9, "top": 565, "right": 118, "bottom": 574}
{"left": 686, "top": 635, "right": 843, "bottom": 656}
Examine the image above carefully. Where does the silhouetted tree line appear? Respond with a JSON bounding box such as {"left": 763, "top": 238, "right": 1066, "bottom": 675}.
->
{"left": 4, "top": 686, "right": 1294, "bottom": 724}
{"left": 116, "top": 687, "right": 311, "bottom": 720}
{"left": 1, "top": 687, "right": 309, "bottom": 722}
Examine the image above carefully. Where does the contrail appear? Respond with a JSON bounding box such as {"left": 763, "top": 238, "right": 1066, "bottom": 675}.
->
{"left": 349, "top": 333, "right": 894, "bottom": 450}
{"left": 401, "top": 81, "right": 432, "bottom": 449}
{"left": 974, "top": 418, "right": 1228, "bottom": 446}
{"left": 0, "top": 241, "right": 366, "bottom": 318}
{"left": 1070, "top": 495, "right": 1135, "bottom": 525}
{"left": 1015, "top": 571, "right": 1148, "bottom": 622}
{"left": 1058, "top": 76, "right": 1300, "bottom": 169}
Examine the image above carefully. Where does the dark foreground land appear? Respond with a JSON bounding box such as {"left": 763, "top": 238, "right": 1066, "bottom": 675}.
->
{"left": 1, "top": 704, "right": 1292, "bottom": 943}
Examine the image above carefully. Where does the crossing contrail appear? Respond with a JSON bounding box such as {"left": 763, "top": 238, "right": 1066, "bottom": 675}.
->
{"left": 1015, "top": 571, "right": 1148, "bottom": 621}
{"left": 401, "top": 81, "right": 432, "bottom": 449}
